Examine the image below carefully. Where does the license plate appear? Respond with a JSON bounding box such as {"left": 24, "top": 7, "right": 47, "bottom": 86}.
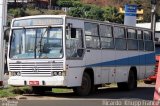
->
{"left": 29, "top": 81, "right": 39, "bottom": 86}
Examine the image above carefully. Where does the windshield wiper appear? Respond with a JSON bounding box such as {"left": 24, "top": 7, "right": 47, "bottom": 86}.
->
{"left": 35, "top": 26, "right": 51, "bottom": 58}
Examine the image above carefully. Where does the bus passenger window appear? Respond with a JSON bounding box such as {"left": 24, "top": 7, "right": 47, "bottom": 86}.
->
{"left": 145, "top": 41, "right": 154, "bottom": 51}
{"left": 144, "top": 31, "right": 154, "bottom": 51}
{"left": 100, "top": 25, "right": 114, "bottom": 49}
{"left": 127, "top": 29, "right": 138, "bottom": 50}
{"left": 113, "top": 26, "right": 126, "bottom": 50}
{"left": 85, "top": 22, "right": 100, "bottom": 49}
{"left": 127, "top": 29, "right": 137, "bottom": 39}
{"left": 114, "top": 27, "right": 125, "bottom": 38}
{"left": 137, "top": 30, "right": 144, "bottom": 51}
{"left": 115, "top": 39, "right": 127, "bottom": 50}
{"left": 144, "top": 31, "right": 152, "bottom": 40}
{"left": 66, "top": 28, "right": 84, "bottom": 58}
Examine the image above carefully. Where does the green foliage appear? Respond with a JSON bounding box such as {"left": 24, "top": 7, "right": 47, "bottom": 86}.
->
{"left": 84, "top": 5, "right": 104, "bottom": 21}
{"left": 68, "top": 3, "right": 123, "bottom": 23}
{"left": 135, "top": 0, "right": 143, "bottom": 5}
{"left": 25, "top": 8, "right": 42, "bottom": 15}
{"left": 141, "top": 0, "right": 151, "bottom": 22}
{"left": 8, "top": 0, "right": 159, "bottom": 24}
{"left": 26, "top": 3, "right": 36, "bottom": 9}
{"left": 0, "top": 88, "right": 16, "bottom": 98}
{"left": 68, "top": 4, "right": 104, "bottom": 21}
{"left": 0, "top": 86, "right": 32, "bottom": 98}
{"left": 57, "top": 0, "right": 80, "bottom": 7}
{"left": 52, "top": 88, "right": 72, "bottom": 93}
{"left": 68, "top": 7, "right": 83, "bottom": 17}
{"left": 8, "top": 8, "right": 26, "bottom": 17}
{"left": 103, "top": 6, "right": 123, "bottom": 23}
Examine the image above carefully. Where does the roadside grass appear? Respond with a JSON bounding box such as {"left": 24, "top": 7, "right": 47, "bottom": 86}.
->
{"left": 0, "top": 87, "right": 17, "bottom": 98}
{"left": 0, "top": 86, "right": 72, "bottom": 98}
{"left": 0, "top": 86, "right": 32, "bottom": 98}
{"left": 52, "top": 88, "right": 72, "bottom": 93}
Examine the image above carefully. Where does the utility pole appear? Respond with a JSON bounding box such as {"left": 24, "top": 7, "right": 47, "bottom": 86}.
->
{"left": 151, "top": 0, "right": 157, "bottom": 34}
{"left": 0, "top": 0, "right": 7, "bottom": 87}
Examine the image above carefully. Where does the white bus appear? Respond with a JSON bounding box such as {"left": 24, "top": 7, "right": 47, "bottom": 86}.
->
{"left": 8, "top": 15, "right": 155, "bottom": 96}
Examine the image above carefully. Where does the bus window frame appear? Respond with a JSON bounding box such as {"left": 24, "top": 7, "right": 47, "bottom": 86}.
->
{"left": 143, "top": 30, "right": 154, "bottom": 51}
{"left": 127, "top": 28, "right": 138, "bottom": 50}
{"left": 85, "top": 22, "right": 101, "bottom": 49}
{"left": 66, "top": 28, "right": 85, "bottom": 60}
{"left": 113, "top": 26, "right": 127, "bottom": 50}
{"left": 99, "top": 24, "right": 114, "bottom": 49}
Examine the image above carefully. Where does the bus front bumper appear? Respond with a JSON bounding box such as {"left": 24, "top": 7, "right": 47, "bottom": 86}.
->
{"left": 8, "top": 76, "right": 66, "bottom": 87}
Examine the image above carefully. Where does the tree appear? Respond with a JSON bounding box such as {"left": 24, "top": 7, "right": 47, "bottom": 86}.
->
{"left": 68, "top": 4, "right": 104, "bottom": 21}
{"left": 103, "top": 6, "right": 123, "bottom": 23}
{"left": 57, "top": 0, "right": 80, "bottom": 7}
{"left": 84, "top": 5, "right": 104, "bottom": 21}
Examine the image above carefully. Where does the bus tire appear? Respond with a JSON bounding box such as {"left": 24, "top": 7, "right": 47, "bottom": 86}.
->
{"left": 117, "top": 70, "right": 137, "bottom": 90}
{"left": 91, "top": 85, "right": 99, "bottom": 94}
{"left": 73, "top": 72, "right": 91, "bottom": 96}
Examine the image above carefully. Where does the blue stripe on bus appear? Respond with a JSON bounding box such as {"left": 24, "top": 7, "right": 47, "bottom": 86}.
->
{"left": 86, "top": 52, "right": 155, "bottom": 67}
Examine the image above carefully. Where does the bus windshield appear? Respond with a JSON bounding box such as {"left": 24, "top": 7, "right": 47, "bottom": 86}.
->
{"left": 10, "top": 27, "right": 63, "bottom": 59}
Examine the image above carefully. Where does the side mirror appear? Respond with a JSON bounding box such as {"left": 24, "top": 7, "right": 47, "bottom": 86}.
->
{"left": 4, "top": 28, "right": 10, "bottom": 42}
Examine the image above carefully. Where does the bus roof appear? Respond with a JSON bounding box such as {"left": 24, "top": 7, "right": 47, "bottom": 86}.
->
{"left": 12, "top": 15, "right": 152, "bottom": 31}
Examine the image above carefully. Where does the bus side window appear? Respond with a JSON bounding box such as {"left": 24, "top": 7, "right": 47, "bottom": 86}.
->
{"left": 114, "top": 26, "right": 127, "bottom": 50}
{"left": 66, "top": 28, "right": 84, "bottom": 58}
{"left": 100, "top": 25, "right": 114, "bottom": 49}
{"left": 85, "top": 22, "right": 100, "bottom": 49}
{"left": 144, "top": 31, "right": 154, "bottom": 51}
{"left": 127, "top": 29, "right": 138, "bottom": 50}
{"left": 137, "top": 30, "right": 144, "bottom": 51}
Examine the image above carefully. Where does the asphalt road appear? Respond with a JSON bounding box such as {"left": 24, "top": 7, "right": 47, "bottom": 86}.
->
{"left": 1, "top": 83, "right": 155, "bottom": 106}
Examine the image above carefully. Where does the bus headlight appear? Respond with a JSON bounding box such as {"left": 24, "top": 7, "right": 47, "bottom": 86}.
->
{"left": 51, "top": 71, "right": 66, "bottom": 76}
{"left": 10, "top": 71, "right": 21, "bottom": 76}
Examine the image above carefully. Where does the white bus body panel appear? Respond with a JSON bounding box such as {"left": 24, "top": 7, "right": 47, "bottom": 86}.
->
{"left": 66, "top": 17, "right": 155, "bottom": 87}
{"left": 8, "top": 59, "right": 67, "bottom": 86}
{"left": 8, "top": 76, "right": 66, "bottom": 86}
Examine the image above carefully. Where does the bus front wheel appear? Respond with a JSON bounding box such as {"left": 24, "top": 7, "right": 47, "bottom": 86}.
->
{"left": 73, "top": 72, "right": 91, "bottom": 96}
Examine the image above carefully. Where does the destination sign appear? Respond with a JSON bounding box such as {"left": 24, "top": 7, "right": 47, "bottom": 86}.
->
{"left": 13, "top": 18, "right": 63, "bottom": 27}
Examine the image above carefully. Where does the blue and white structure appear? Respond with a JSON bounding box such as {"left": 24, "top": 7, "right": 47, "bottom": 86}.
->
{"left": 124, "top": 4, "right": 137, "bottom": 26}
{"left": 8, "top": 15, "right": 155, "bottom": 95}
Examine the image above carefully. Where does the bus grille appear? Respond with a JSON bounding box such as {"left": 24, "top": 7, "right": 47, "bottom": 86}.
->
{"left": 9, "top": 62, "right": 63, "bottom": 77}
